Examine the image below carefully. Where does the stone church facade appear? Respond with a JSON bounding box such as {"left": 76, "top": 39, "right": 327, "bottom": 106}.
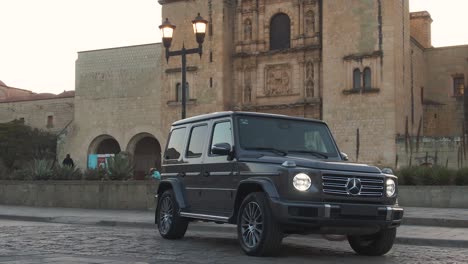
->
{"left": 1, "top": 0, "right": 467, "bottom": 172}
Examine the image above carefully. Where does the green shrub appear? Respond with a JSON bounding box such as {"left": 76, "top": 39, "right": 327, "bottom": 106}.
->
{"left": 396, "top": 166, "right": 457, "bottom": 185}
{"left": 455, "top": 168, "right": 468, "bottom": 186}
{"left": 52, "top": 165, "right": 83, "bottom": 180}
{"left": 83, "top": 168, "right": 107, "bottom": 181}
{"left": 106, "top": 153, "right": 134, "bottom": 181}
{"left": 28, "top": 159, "right": 54, "bottom": 180}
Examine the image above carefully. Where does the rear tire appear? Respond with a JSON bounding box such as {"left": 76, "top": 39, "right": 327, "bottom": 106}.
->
{"left": 347, "top": 228, "right": 396, "bottom": 256}
{"left": 237, "top": 192, "right": 283, "bottom": 256}
{"left": 156, "top": 189, "right": 188, "bottom": 239}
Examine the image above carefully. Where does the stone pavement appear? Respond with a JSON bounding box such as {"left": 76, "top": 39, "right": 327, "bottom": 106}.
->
{"left": 0, "top": 205, "right": 467, "bottom": 248}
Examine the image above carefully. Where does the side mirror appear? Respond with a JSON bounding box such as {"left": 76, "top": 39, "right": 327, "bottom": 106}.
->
{"left": 340, "top": 152, "right": 349, "bottom": 161}
{"left": 211, "top": 143, "right": 232, "bottom": 156}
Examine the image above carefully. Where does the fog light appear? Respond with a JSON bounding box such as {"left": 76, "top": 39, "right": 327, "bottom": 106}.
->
{"left": 386, "top": 179, "right": 396, "bottom": 197}
{"left": 293, "top": 173, "right": 311, "bottom": 191}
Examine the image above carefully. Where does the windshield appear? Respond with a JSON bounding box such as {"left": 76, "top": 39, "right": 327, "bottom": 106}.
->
{"left": 237, "top": 115, "right": 339, "bottom": 158}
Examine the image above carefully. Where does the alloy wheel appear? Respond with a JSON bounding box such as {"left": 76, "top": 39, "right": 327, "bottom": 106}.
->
{"left": 240, "top": 201, "right": 264, "bottom": 248}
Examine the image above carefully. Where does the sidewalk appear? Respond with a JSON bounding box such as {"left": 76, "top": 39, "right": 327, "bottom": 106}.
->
{"left": 1, "top": 205, "right": 468, "bottom": 248}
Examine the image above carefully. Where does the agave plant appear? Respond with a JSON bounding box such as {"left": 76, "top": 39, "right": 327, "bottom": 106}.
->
{"left": 106, "top": 153, "right": 134, "bottom": 181}
{"left": 52, "top": 165, "right": 83, "bottom": 180}
{"left": 28, "top": 159, "right": 54, "bottom": 180}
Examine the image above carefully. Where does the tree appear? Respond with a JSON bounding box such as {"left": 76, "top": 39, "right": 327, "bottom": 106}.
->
{"left": 0, "top": 120, "right": 57, "bottom": 170}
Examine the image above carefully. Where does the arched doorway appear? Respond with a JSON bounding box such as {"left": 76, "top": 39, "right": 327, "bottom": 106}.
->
{"left": 127, "top": 133, "right": 162, "bottom": 179}
{"left": 88, "top": 135, "right": 121, "bottom": 155}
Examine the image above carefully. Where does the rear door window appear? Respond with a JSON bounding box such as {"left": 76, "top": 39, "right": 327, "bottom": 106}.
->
{"left": 186, "top": 125, "right": 208, "bottom": 158}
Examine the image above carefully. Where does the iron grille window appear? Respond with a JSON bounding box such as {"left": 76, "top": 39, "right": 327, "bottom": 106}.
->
{"left": 270, "top": 13, "right": 291, "bottom": 50}
{"left": 454, "top": 76, "right": 465, "bottom": 97}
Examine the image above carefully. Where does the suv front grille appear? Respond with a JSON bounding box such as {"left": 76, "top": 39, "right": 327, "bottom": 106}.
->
{"left": 322, "top": 175, "right": 383, "bottom": 197}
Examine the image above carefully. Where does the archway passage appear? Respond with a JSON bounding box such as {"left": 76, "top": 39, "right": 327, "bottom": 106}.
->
{"left": 129, "top": 135, "right": 161, "bottom": 179}
{"left": 96, "top": 138, "right": 121, "bottom": 154}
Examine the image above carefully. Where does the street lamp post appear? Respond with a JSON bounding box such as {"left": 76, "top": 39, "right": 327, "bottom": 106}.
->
{"left": 159, "top": 13, "right": 208, "bottom": 119}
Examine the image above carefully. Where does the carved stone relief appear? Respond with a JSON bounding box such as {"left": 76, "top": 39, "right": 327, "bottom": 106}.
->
{"left": 265, "top": 64, "right": 292, "bottom": 96}
{"left": 305, "top": 61, "right": 314, "bottom": 97}
{"left": 244, "top": 70, "right": 252, "bottom": 102}
{"left": 244, "top": 19, "right": 252, "bottom": 41}
{"left": 305, "top": 10, "right": 315, "bottom": 35}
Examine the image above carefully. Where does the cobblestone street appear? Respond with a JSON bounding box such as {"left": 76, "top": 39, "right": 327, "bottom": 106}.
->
{"left": 0, "top": 220, "right": 467, "bottom": 264}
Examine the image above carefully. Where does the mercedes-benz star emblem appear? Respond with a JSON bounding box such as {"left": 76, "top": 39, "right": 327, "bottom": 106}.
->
{"left": 346, "top": 178, "right": 362, "bottom": 195}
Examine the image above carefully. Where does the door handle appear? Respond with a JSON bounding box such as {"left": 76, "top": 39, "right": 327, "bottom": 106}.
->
{"left": 203, "top": 171, "right": 210, "bottom": 177}
{"left": 178, "top": 172, "right": 186, "bottom": 177}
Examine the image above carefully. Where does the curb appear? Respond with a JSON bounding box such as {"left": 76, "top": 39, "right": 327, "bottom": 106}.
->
{"left": 395, "top": 237, "right": 468, "bottom": 248}
{"left": 402, "top": 217, "right": 468, "bottom": 228}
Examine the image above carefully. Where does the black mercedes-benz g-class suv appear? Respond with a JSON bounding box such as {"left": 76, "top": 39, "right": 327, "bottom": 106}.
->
{"left": 155, "top": 112, "right": 403, "bottom": 256}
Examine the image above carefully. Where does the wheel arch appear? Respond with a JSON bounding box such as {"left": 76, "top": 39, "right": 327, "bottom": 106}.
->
{"left": 230, "top": 177, "right": 279, "bottom": 224}
{"left": 155, "top": 179, "right": 188, "bottom": 224}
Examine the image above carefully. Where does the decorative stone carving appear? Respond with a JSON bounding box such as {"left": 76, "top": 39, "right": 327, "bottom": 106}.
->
{"left": 244, "top": 19, "right": 252, "bottom": 41}
{"left": 265, "top": 64, "right": 292, "bottom": 96}
{"left": 305, "top": 61, "right": 314, "bottom": 97}
{"left": 305, "top": 10, "right": 315, "bottom": 35}
{"left": 244, "top": 71, "right": 252, "bottom": 102}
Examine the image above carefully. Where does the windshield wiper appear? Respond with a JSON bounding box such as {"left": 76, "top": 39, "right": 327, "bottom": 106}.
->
{"left": 244, "top": 147, "right": 288, "bottom": 156}
{"left": 288, "top": 150, "right": 328, "bottom": 159}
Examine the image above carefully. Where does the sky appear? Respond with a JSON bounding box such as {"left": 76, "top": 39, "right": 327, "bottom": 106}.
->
{"left": 0, "top": 0, "right": 467, "bottom": 94}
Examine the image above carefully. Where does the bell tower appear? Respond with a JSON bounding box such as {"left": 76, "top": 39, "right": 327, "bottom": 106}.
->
{"left": 322, "top": 0, "right": 412, "bottom": 166}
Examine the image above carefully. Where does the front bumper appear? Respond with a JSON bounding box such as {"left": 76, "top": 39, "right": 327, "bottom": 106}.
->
{"left": 269, "top": 198, "right": 404, "bottom": 234}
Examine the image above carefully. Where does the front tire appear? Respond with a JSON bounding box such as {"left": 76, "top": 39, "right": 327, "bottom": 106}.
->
{"left": 156, "top": 189, "right": 188, "bottom": 239}
{"left": 347, "top": 228, "right": 396, "bottom": 256}
{"left": 237, "top": 192, "right": 283, "bottom": 257}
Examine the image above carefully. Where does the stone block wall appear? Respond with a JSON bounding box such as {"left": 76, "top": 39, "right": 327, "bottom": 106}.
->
{"left": 60, "top": 44, "right": 165, "bottom": 169}
{"left": 0, "top": 97, "right": 74, "bottom": 134}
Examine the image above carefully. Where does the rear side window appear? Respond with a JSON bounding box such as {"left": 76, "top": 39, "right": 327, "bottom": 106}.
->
{"left": 164, "top": 128, "right": 186, "bottom": 160}
{"left": 187, "top": 125, "right": 208, "bottom": 158}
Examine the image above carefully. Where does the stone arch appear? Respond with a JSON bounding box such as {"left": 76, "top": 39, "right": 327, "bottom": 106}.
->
{"left": 88, "top": 135, "right": 121, "bottom": 155}
{"left": 126, "top": 133, "right": 162, "bottom": 179}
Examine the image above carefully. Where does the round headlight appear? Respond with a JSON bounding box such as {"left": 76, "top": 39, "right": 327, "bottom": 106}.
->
{"left": 293, "top": 173, "right": 312, "bottom": 191}
{"left": 386, "top": 179, "right": 396, "bottom": 197}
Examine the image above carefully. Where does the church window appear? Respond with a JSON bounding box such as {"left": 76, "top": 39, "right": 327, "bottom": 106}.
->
{"left": 270, "top": 13, "right": 291, "bottom": 50}
{"left": 363, "top": 67, "right": 372, "bottom": 89}
{"left": 453, "top": 75, "right": 465, "bottom": 97}
{"left": 176, "top": 82, "right": 189, "bottom": 102}
{"left": 353, "top": 69, "right": 361, "bottom": 90}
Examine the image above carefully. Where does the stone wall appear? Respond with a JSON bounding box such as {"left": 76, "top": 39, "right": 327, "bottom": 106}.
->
{"left": 422, "top": 45, "right": 468, "bottom": 137}
{"left": 60, "top": 44, "right": 165, "bottom": 170}
{"left": 0, "top": 97, "right": 74, "bottom": 134}
{"left": 396, "top": 136, "right": 467, "bottom": 169}
{"left": 0, "top": 181, "right": 158, "bottom": 210}
{"left": 399, "top": 186, "right": 468, "bottom": 208}
{"left": 1, "top": 181, "right": 466, "bottom": 210}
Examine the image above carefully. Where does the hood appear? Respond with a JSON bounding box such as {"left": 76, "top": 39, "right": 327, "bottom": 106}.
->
{"left": 240, "top": 154, "right": 382, "bottom": 174}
